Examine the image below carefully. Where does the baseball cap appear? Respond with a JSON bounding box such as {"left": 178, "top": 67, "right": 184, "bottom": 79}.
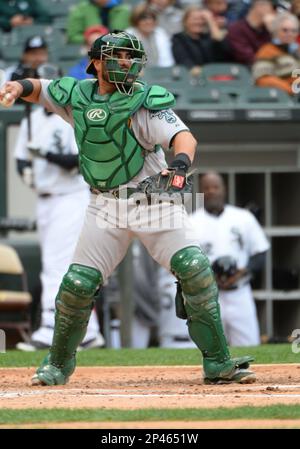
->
{"left": 24, "top": 35, "right": 48, "bottom": 52}
{"left": 84, "top": 25, "right": 109, "bottom": 42}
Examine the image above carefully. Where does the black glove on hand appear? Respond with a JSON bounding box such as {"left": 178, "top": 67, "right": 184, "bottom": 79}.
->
{"left": 137, "top": 153, "right": 193, "bottom": 197}
{"left": 167, "top": 152, "right": 192, "bottom": 190}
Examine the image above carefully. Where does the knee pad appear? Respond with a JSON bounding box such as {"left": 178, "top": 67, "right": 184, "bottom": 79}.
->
{"left": 59, "top": 263, "right": 103, "bottom": 309}
{"left": 170, "top": 246, "right": 217, "bottom": 306}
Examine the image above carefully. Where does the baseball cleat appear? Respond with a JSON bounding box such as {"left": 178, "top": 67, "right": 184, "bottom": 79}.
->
{"left": 31, "top": 365, "right": 70, "bottom": 386}
{"left": 16, "top": 340, "right": 50, "bottom": 352}
{"left": 32, "top": 354, "right": 75, "bottom": 386}
{"left": 203, "top": 355, "right": 256, "bottom": 384}
{"left": 31, "top": 374, "right": 47, "bottom": 386}
{"left": 204, "top": 368, "right": 256, "bottom": 385}
{"left": 77, "top": 333, "right": 105, "bottom": 351}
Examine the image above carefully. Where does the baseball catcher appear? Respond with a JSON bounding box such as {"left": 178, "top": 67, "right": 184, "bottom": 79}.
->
{"left": 0, "top": 31, "right": 255, "bottom": 385}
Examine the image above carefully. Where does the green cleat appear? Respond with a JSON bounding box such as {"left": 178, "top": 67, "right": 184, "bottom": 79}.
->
{"left": 31, "top": 354, "right": 76, "bottom": 386}
{"left": 203, "top": 356, "right": 256, "bottom": 385}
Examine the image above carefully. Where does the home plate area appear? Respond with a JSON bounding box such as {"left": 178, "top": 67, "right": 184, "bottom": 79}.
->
{"left": 0, "top": 364, "right": 300, "bottom": 410}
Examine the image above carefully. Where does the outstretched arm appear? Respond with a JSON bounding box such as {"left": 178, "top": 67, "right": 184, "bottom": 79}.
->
{"left": 0, "top": 79, "right": 42, "bottom": 107}
{"left": 160, "top": 130, "right": 197, "bottom": 179}
{"left": 171, "top": 130, "right": 197, "bottom": 165}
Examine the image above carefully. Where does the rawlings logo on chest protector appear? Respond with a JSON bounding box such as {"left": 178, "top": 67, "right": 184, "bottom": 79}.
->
{"left": 86, "top": 109, "right": 107, "bottom": 121}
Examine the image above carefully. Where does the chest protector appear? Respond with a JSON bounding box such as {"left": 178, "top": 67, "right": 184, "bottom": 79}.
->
{"left": 47, "top": 77, "right": 175, "bottom": 190}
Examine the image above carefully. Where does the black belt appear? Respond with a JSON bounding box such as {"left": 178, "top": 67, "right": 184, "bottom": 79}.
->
{"left": 90, "top": 187, "right": 139, "bottom": 199}
{"left": 39, "top": 193, "right": 52, "bottom": 198}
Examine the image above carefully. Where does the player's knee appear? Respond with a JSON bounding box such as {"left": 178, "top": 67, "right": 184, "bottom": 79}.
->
{"left": 170, "top": 246, "right": 217, "bottom": 302}
{"left": 60, "top": 264, "right": 103, "bottom": 308}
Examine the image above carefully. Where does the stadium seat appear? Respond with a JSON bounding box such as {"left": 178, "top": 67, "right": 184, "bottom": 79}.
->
{"left": 0, "top": 244, "right": 32, "bottom": 343}
{"left": 237, "top": 86, "right": 294, "bottom": 105}
{"left": 56, "top": 44, "right": 83, "bottom": 61}
{"left": 176, "top": 86, "right": 233, "bottom": 107}
{"left": 9, "top": 24, "right": 56, "bottom": 45}
{"left": 0, "top": 45, "right": 22, "bottom": 62}
{"left": 199, "top": 63, "right": 252, "bottom": 87}
{"left": 39, "top": 0, "right": 77, "bottom": 18}
{"left": 52, "top": 15, "right": 68, "bottom": 32}
{"left": 142, "top": 65, "right": 190, "bottom": 85}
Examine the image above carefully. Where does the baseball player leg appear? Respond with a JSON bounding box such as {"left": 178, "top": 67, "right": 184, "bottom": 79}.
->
{"left": 170, "top": 246, "right": 256, "bottom": 384}
{"left": 32, "top": 263, "right": 102, "bottom": 386}
{"left": 219, "top": 288, "right": 260, "bottom": 346}
{"left": 131, "top": 316, "right": 151, "bottom": 348}
{"left": 158, "top": 267, "right": 193, "bottom": 348}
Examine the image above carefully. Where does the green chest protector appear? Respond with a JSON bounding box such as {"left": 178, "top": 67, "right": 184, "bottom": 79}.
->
{"left": 47, "top": 77, "right": 175, "bottom": 190}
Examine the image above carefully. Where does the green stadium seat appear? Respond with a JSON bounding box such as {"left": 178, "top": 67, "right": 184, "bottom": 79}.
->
{"left": 9, "top": 24, "right": 57, "bottom": 45}
{"left": 52, "top": 15, "right": 68, "bottom": 31}
{"left": 56, "top": 44, "right": 83, "bottom": 61}
{"left": 176, "top": 86, "right": 233, "bottom": 107}
{"left": 199, "top": 63, "right": 252, "bottom": 87}
{"left": 142, "top": 65, "right": 190, "bottom": 85}
{"left": 1, "top": 45, "right": 23, "bottom": 62}
{"left": 237, "top": 86, "right": 293, "bottom": 105}
{"left": 39, "top": 0, "right": 77, "bottom": 18}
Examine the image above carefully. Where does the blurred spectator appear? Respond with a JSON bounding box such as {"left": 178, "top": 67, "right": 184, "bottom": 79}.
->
{"left": 227, "top": 0, "right": 275, "bottom": 65}
{"left": 0, "top": 0, "right": 50, "bottom": 32}
{"left": 226, "top": 0, "right": 252, "bottom": 22}
{"left": 172, "top": 6, "right": 230, "bottom": 74}
{"left": 66, "top": 0, "right": 130, "bottom": 44}
{"left": 68, "top": 24, "right": 109, "bottom": 80}
{"left": 204, "top": 0, "right": 230, "bottom": 31}
{"left": 127, "top": 4, "right": 175, "bottom": 67}
{"left": 291, "top": 0, "right": 300, "bottom": 43}
{"left": 253, "top": 12, "right": 300, "bottom": 95}
{"left": 147, "top": 0, "right": 184, "bottom": 37}
{"left": 5, "top": 35, "right": 49, "bottom": 82}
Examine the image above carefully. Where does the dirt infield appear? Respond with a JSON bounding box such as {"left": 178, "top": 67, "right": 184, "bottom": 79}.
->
{"left": 1, "top": 364, "right": 300, "bottom": 428}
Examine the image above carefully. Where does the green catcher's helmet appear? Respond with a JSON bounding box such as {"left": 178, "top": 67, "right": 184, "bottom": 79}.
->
{"left": 87, "top": 31, "right": 147, "bottom": 95}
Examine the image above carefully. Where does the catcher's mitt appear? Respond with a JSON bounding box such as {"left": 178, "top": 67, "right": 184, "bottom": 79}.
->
{"left": 212, "top": 256, "right": 238, "bottom": 283}
{"left": 137, "top": 169, "right": 193, "bottom": 198}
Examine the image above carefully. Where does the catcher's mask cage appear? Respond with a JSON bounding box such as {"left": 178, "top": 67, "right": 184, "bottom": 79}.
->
{"left": 87, "top": 31, "right": 147, "bottom": 95}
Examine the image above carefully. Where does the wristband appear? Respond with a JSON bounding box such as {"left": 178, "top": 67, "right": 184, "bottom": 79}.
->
{"left": 170, "top": 153, "right": 192, "bottom": 173}
{"left": 16, "top": 79, "right": 34, "bottom": 97}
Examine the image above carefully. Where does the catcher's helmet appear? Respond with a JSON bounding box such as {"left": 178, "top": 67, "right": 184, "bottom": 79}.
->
{"left": 212, "top": 256, "right": 237, "bottom": 282}
{"left": 86, "top": 31, "right": 147, "bottom": 95}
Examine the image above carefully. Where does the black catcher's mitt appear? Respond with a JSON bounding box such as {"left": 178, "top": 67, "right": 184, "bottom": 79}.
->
{"left": 212, "top": 256, "right": 238, "bottom": 283}
{"left": 137, "top": 169, "right": 193, "bottom": 198}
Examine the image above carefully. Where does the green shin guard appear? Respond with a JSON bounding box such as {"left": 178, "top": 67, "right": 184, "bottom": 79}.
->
{"left": 32, "top": 264, "right": 102, "bottom": 386}
{"left": 171, "top": 246, "right": 255, "bottom": 384}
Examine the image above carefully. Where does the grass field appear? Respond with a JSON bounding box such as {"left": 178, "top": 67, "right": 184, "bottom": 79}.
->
{"left": 0, "top": 343, "right": 298, "bottom": 367}
{"left": 1, "top": 405, "right": 300, "bottom": 425}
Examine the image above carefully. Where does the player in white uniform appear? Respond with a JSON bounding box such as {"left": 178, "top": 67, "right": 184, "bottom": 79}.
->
{"left": 191, "top": 172, "right": 270, "bottom": 346}
{"left": 15, "top": 107, "right": 104, "bottom": 350}
{"left": 158, "top": 265, "right": 196, "bottom": 348}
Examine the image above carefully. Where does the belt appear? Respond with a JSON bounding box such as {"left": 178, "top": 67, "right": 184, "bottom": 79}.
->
{"left": 90, "top": 187, "right": 139, "bottom": 199}
{"left": 39, "top": 193, "right": 52, "bottom": 198}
